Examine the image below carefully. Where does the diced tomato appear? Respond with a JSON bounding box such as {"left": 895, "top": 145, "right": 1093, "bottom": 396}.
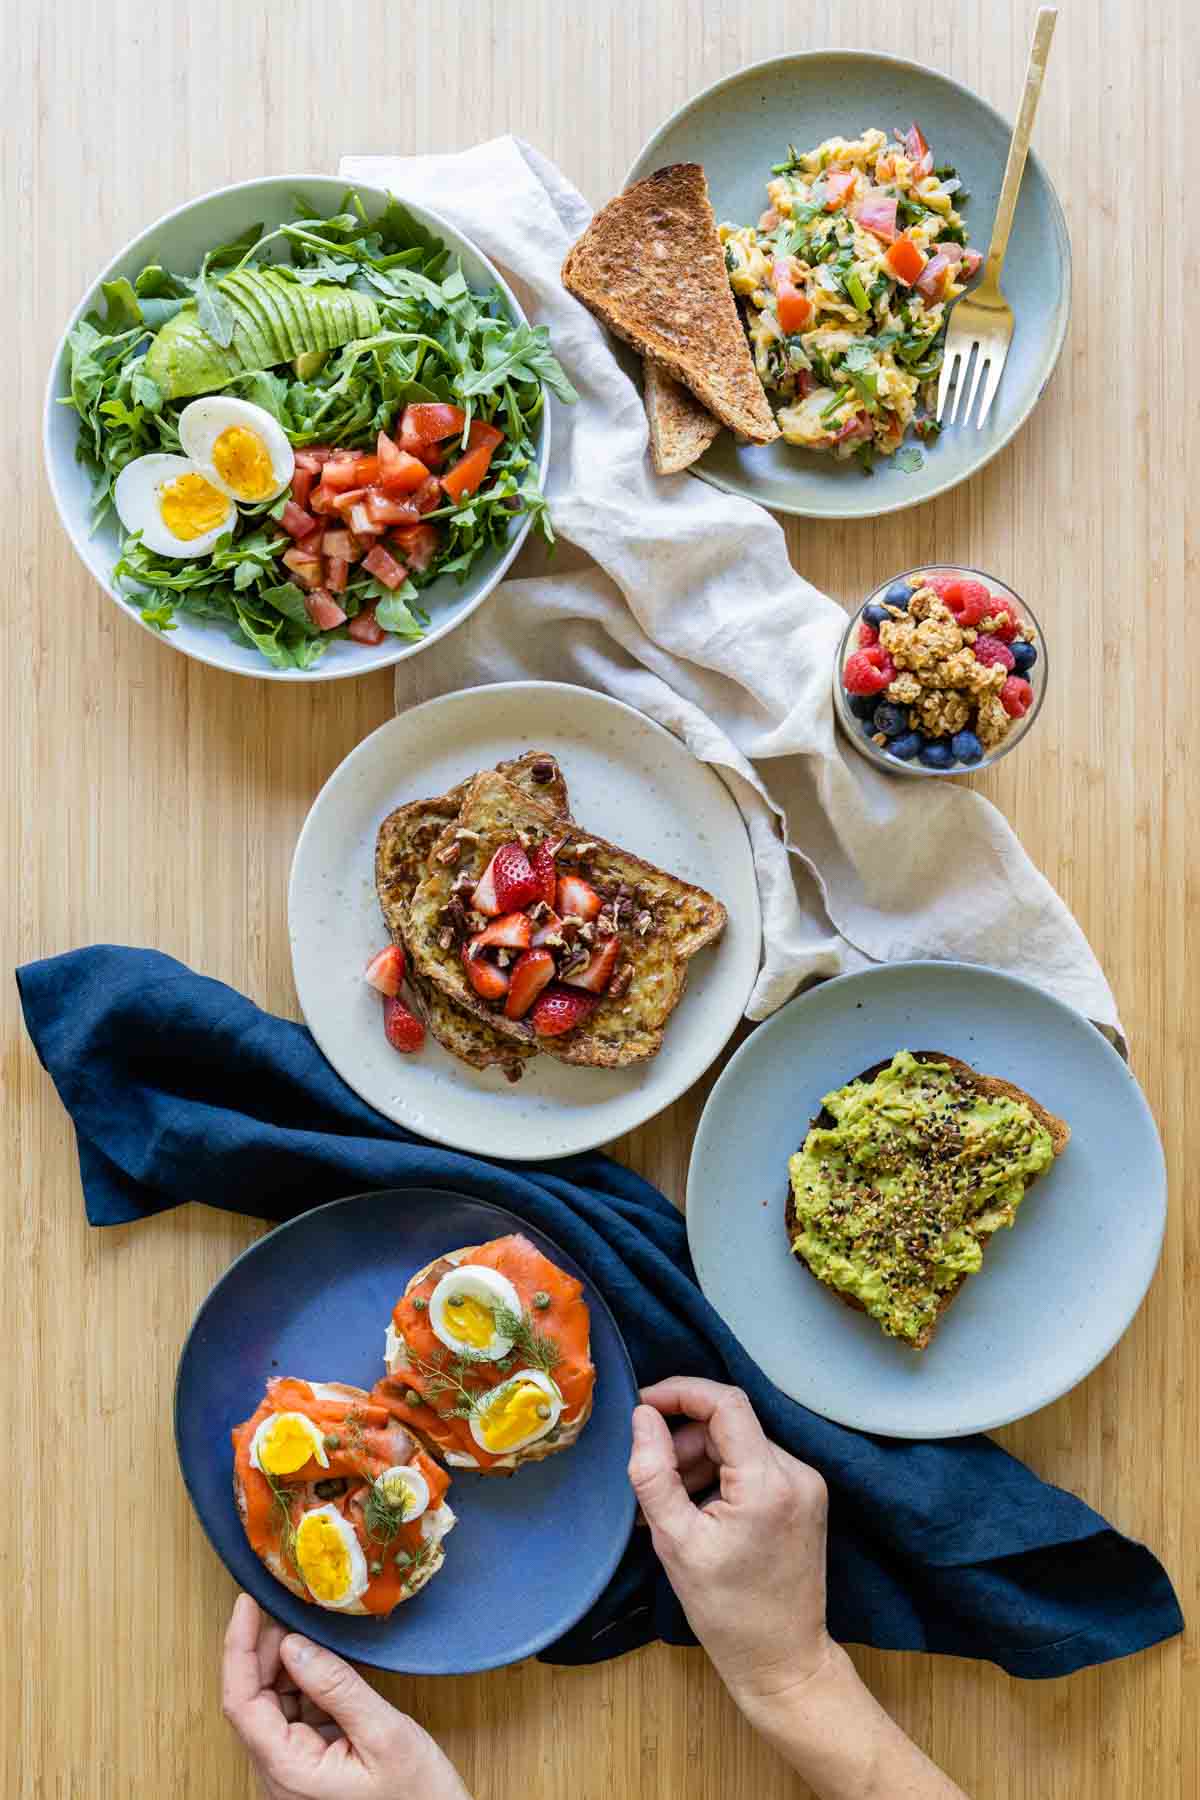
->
{"left": 348, "top": 603, "right": 385, "bottom": 646}
{"left": 319, "top": 529, "right": 358, "bottom": 563}
{"left": 303, "top": 588, "right": 347, "bottom": 630}
{"left": 294, "top": 448, "right": 333, "bottom": 472}
{"left": 281, "top": 548, "right": 323, "bottom": 591}
{"left": 916, "top": 253, "right": 955, "bottom": 301}
{"left": 758, "top": 207, "right": 780, "bottom": 231}
{"left": 319, "top": 457, "right": 367, "bottom": 493}
{"left": 856, "top": 189, "right": 899, "bottom": 244}
{"left": 308, "top": 483, "right": 338, "bottom": 515}
{"left": 440, "top": 443, "right": 496, "bottom": 502}
{"left": 821, "top": 169, "right": 856, "bottom": 210}
{"left": 295, "top": 527, "right": 324, "bottom": 558}
{"left": 391, "top": 523, "right": 440, "bottom": 572}
{"left": 466, "top": 419, "right": 505, "bottom": 452}
{"left": 348, "top": 502, "right": 383, "bottom": 538}
{"left": 290, "top": 466, "right": 315, "bottom": 510}
{"left": 376, "top": 434, "right": 434, "bottom": 495}
{"left": 325, "top": 556, "right": 349, "bottom": 593}
{"left": 329, "top": 487, "right": 369, "bottom": 517}
{"left": 413, "top": 475, "right": 443, "bottom": 515}
{"left": 402, "top": 402, "right": 467, "bottom": 443}
{"left": 960, "top": 248, "right": 983, "bottom": 279}
{"left": 362, "top": 544, "right": 409, "bottom": 590}
{"left": 884, "top": 232, "right": 928, "bottom": 286}
{"left": 281, "top": 499, "right": 317, "bottom": 540}
{"left": 905, "top": 123, "right": 933, "bottom": 177}
{"left": 365, "top": 488, "right": 420, "bottom": 528}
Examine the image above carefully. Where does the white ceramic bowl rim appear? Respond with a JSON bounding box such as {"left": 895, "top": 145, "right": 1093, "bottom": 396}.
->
{"left": 43, "top": 172, "right": 551, "bottom": 682}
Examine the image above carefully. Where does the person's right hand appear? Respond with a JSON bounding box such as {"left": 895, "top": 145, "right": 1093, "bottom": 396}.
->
{"left": 629, "top": 1377, "right": 835, "bottom": 1714}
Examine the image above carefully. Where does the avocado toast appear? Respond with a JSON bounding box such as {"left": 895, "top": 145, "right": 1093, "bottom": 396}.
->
{"left": 786, "top": 1051, "right": 1069, "bottom": 1350}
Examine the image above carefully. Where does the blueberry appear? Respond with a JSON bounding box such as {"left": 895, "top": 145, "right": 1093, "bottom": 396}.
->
{"left": 889, "top": 731, "right": 924, "bottom": 761}
{"left": 1009, "top": 640, "right": 1038, "bottom": 674}
{"left": 872, "top": 702, "right": 907, "bottom": 738}
{"left": 951, "top": 730, "right": 984, "bottom": 765}
{"left": 884, "top": 581, "right": 913, "bottom": 609}
{"left": 863, "top": 602, "right": 890, "bottom": 628}
{"left": 918, "top": 739, "right": 955, "bottom": 770}
{"left": 861, "top": 720, "right": 880, "bottom": 741}
{"left": 846, "top": 690, "right": 879, "bottom": 720}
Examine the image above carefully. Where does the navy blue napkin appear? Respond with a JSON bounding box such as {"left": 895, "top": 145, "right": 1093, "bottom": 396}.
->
{"left": 17, "top": 946, "right": 1181, "bottom": 1678}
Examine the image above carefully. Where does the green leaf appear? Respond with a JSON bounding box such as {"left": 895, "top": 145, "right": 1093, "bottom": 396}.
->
{"left": 374, "top": 582, "right": 424, "bottom": 636}
{"left": 895, "top": 446, "right": 925, "bottom": 473}
{"left": 455, "top": 321, "right": 577, "bottom": 404}
{"left": 130, "top": 369, "right": 162, "bottom": 412}
{"left": 195, "top": 253, "right": 237, "bottom": 348}
{"left": 91, "top": 278, "right": 143, "bottom": 332}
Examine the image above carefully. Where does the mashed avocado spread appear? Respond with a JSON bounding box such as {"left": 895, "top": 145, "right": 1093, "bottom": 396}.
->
{"left": 787, "top": 1051, "right": 1054, "bottom": 1343}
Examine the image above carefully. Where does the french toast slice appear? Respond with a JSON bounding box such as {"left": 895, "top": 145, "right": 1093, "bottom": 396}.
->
{"left": 406, "top": 770, "right": 727, "bottom": 1068}
{"left": 785, "top": 1051, "right": 1069, "bottom": 1351}
{"left": 375, "top": 753, "right": 569, "bottom": 1081}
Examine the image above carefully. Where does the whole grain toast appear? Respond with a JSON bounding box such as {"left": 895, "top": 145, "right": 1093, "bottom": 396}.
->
{"left": 406, "top": 770, "right": 727, "bottom": 1068}
{"left": 375, "top": 752, "right": 569, "bottom": 1082}
{"left": 562, "top": 163, "right": 779, "bottom": 444}
{"left": 784, "top": 1052, "right": 1070, "bottom": 1351}
{"left": 644, "top": 359, "right": 721, "bottom": 474}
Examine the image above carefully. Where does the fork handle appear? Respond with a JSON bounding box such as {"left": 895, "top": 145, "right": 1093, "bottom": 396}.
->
{"left": 983, "top": 7, "right": 1057, "bottom": 286}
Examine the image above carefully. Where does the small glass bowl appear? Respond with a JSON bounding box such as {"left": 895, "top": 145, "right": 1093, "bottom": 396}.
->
{"left": 832, "top": 566, "right": 1047, "bottom": 779}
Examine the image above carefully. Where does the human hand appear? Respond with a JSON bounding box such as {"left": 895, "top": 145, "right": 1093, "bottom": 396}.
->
{"left": 629, "top": 1377, "right": 835, "bottom": 1714}
{"left": 222, "top": 1594, "right": 472, "bottom": 1800}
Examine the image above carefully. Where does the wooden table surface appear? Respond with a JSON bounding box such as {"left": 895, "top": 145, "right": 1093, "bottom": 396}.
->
{"left": 6, "top": 2, "right": 1196, "bottom": 1794}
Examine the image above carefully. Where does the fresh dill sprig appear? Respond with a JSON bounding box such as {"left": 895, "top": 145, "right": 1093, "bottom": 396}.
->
{"left": 395, "top": 1534, "right": 440, "bottom": 1591}
{"left": 264, "top": 1469, "right": 300, "bottom": 1574}
{"left": 493, "top": 1305, "right": 562, "bottom": 1376}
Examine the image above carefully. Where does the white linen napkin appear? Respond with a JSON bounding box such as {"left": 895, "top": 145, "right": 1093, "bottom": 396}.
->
{"left": 342, "top": 138, "right": 1119, "bottom": 1035}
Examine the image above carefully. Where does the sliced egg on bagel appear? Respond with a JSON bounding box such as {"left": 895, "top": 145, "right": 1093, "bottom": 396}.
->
{"left": 429, "top": 1265, "right": 522, "bottom": 1362}
{"left": 249, "top": 1411, "right": 330, "bottom": 1477}
{"left": 373, "top": 1464, "right": 430, "bottom": 1523}
{"left": 178, "top": 397, "right": 294, "bottom": 504}
{"left": 469, "top": 1369, "right": 563, "bottom": 1456}
{"left": 293, "top": 1504, "right": 369, "bottom": 1610}
{"left": 113, "top": 453, "right": 234, "bottom": 558}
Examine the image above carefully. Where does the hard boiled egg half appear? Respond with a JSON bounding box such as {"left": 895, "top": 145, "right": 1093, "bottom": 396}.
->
{"left": 470, "top": 1369, "right": 563, "bottom": 1456}
{"left": 293, "top": 1504, "right": 370, "bottom": 1610}
{"left": 428, "top": 1265, "right": 523, "bottom": 1362}
{"left": 249, "top": 1411, "right": 330, "bottom": 1477}
{"left": 113, "top": 453, "right": 235, "bottom": 558}
{"left": 178, "top": 397, "right": 294, "bottom": 504}
{"left": 372, "top": 1464, "right": 430, "bottom": 1523}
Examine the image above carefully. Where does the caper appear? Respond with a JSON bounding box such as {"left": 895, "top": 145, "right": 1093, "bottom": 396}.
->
{"left": 323, "top": 1433, "right": 341, "bottom": 1451}
{"left": 405, "top": 1389, "right": 423, "bottom": 1407}
{"left": 369, "top": 1561, "right": 383, "bottom": 1577}
{"left": 412, "top": 1297, "right": 428, "bottom": 1311}
{"left": 532, "top": 1291, "right": 551, "bottom": 1310}
{"left": 536, "top": 1404, "right": 552, "bottom": 1420}
{"left": 314, "top": 1478, "right": 347, "bottom": 1500}
{"left": 448, "top": 1293, "right": 465, "bottom": 1307}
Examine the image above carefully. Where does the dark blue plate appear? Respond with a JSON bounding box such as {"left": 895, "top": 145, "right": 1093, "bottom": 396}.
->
{"left": 175, "top": 1187, "right": 638, "bottom": 1673}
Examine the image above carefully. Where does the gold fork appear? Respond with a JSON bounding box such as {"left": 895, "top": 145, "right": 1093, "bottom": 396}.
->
{"left": 937, "top": 7, "right": 1058, "bottom": 430}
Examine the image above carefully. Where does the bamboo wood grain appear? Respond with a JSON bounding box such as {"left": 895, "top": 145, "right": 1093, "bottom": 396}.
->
{"left": 3, "top": 3, "right": 1196, "bottom": 1796}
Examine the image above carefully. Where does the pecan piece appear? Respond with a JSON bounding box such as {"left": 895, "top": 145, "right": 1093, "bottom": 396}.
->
{"left": 608, "top": 963, "right": 633, "bottom": 1000}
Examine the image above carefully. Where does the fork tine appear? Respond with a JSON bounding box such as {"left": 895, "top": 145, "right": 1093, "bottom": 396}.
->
{"left": 959, "top": 345, "right": 989, "bottom": 427}
{"left": 975, "top": 350, "right": 1006, "bottom": 428}
{"left": 946, "top": 343, "right": 976, "bottom": 425}
{"left": 935, "top": 344, "right": 961, "bottom": 423}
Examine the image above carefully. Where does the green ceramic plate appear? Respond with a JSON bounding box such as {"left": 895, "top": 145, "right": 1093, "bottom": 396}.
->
{"left": 627, "top": 50, "right": 1071, "bottom": 519}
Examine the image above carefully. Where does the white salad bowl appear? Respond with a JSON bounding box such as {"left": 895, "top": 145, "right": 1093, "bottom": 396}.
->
{"left": 44, "top": 174, "right": 551, "bottom": 682}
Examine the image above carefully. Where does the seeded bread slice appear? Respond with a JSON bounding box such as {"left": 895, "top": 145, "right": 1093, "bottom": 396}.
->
{"left": 562, "top": 163, "right": 779, "bottom": 444}
{"left": 406, "top": 771, "right": 727, "bottom": 1069}
{"left": 784, "top": 1052, "right": 1069, "bottom": 1351}
{"left": 644, "top": 358, "right": 721, "bottom": 473}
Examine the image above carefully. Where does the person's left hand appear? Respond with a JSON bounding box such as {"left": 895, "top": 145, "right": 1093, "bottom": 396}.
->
{"left": 222, "top": 1593, "right": 472, "bottom": 1800}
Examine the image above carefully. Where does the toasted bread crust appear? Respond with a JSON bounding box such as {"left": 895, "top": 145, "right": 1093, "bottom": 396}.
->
{"left": 562, "top": 164, "right": 779, "bottom": 444}
{"left": 644, "top": 359, "right": 721, "bottom": 473}
{"left": 784, "top": 1051, "right": 1070, "bottom": 1351}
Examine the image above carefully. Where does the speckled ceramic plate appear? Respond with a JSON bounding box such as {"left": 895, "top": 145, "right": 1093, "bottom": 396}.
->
{"left": 686, "top": 963, "right": 1165, "bottom": 1438}
{"left": 627, "top": 51, "right": 1071, "bottom": 519}
{"left": 289, "top": 683, "right": 760, "bottom": 1158}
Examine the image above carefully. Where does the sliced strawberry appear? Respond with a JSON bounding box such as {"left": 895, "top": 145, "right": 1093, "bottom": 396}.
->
{"left": 556, "top": 873, "right": 602, "bottom": 922}
{"left": 530, "top": 984, "right": 597, "bottom": 1038}
{"left": 530, "top": 908, "right": 564, "bottom": 948}
{"left": 504, "top": 948, "right": 556, "bottom": 1020}
{"left": 562, "top": 937, "right": 620, "bottom": 994}
{"left": 462, "top": 946, "right": 510, "bottom": 1000}
{"left": 472, "top": 842, "right": 540, "bottom": 917}
{"left": 470, "top": 912, "right": 533, "bottom": 952}
{"left": 365, "top": 945, "right": 406, "bottom": 996}
{"left": 528, "top": 841, "right": 558, "bottom": 908}
{"left": 383, "top": 994, "right": 425, "bottom": 1053}
{"left": 303, "top": 589, "right": 347, "bottom": 631}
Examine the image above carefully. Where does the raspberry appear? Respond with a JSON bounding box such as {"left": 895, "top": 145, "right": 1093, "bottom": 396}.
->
{"left": 1000, "top": 675, "right": 1034, "bottom": 719}
{"left": 984, "top": 599, "right": 1023, "bottom": 643}
{"left": 857, "top": 619, "right": 879, "bottom": 647}
{"left": 949, "top": 580, "right": 993, "bottom": 628}
{"left": 972, "top": 634, "right": 1016, "bottom": 672}
{"left": 923, "top": 572, "right": 963, "bottom": 603}
{"left": 843, "top": 645, "right": 896, "bottom": 697}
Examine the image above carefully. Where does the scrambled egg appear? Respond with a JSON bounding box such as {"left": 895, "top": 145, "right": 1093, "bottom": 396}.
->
{"left": 720, "top": 125, "right": 979, "bottom": 464}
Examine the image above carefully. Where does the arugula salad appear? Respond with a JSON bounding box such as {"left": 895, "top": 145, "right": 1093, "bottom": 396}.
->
{"left": 719, "top": 125, "right": 980, "bottom": 471}
{"left": 64, "top": 191, "right": 576, "bottom": 669}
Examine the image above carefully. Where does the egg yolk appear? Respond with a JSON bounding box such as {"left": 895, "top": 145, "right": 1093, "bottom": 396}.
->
{"left": 478, "top": 1379, "right": 553, "bottom": 1452}
{"left": 295, "top": 1513, "right": 352, "bottom": 1603}
{"left": 377, "top": 1472, "right": 416, "bottom": 1516}
{"left": 211, "top": 425, "right": 276, "bottom": 501}
{"left": 259, "top": 1415, "right": 319, "bottom": 1476}
{"left": 158, "top": 471, "right": 232, "bottom": 540}
{"left": 444, "top": 1294, "right": 496, "bottom": 1350}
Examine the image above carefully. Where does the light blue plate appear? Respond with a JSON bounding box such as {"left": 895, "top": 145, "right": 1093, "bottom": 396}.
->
{"left": 175, "top": 1188, "right": 637, "bottom": 1672}
{"left": 627, "top": 51, "right": 1071, "bottom": 519}
{"left": 686, "top": 964, "right": 1165, "bottom": 1437}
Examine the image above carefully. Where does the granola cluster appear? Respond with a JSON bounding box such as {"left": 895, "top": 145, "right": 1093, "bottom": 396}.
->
{"left": 873, "top": 586, "right": 1019, "bottom": 752}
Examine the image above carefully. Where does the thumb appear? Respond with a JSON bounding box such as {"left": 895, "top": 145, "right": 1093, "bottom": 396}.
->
{"left": 279, "top": 1635, "right": 397, "bottom": 1758}
{"left": 628, "top": 1405, "right": 698, "bottom": 1548}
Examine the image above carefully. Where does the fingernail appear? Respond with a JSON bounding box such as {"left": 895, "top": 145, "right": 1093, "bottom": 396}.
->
{"left": 282, "top": 1634, "right": 313, "bottom": 1665}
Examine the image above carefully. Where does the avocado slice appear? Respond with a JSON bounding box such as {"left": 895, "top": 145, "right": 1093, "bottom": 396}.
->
{"left": 260, "top": 269, "right": 314, "bottom": 359}
{"left": 144, "top": 305, "right": 242, "bottom": 398}
{"left": 230, "top": 268, "right": 300, "bottom": 362}
{"left": 219, "top": 272, "right": 283, "bottom": 368}
{"left": 293, "top": 348, "right": 330, "bottom": 379}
